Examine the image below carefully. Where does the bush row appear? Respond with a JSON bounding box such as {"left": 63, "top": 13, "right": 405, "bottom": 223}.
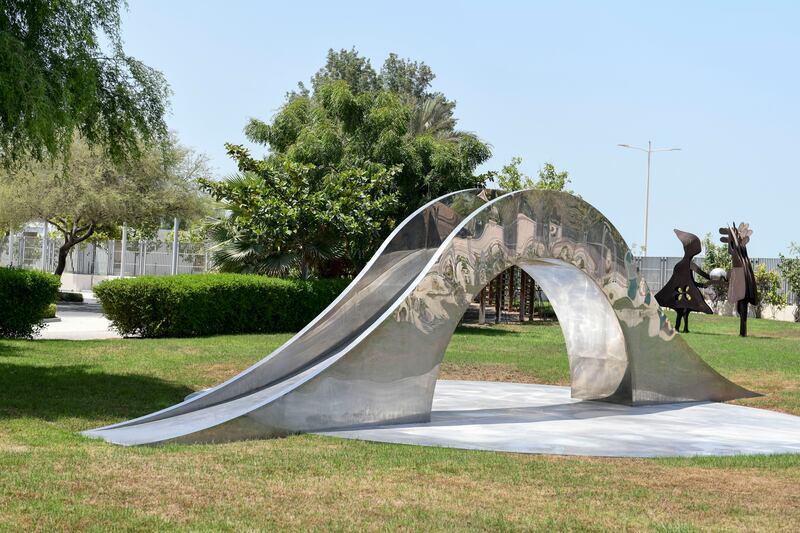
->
{"left": 0, "top": 267, "right": 61, "bottom": 338}
{"left": 94, "top": 274, "right": 351, "bottom": 337}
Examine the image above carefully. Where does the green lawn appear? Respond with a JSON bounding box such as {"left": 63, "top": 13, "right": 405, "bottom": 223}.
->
{"left": 1, "top": 314, "right": 799, "bottom": 531}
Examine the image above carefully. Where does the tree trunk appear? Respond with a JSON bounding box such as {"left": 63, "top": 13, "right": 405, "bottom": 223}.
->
{"left": 54, "top": 243, "right": 70, "bottom": 276}
{"left": 50, "top": 221, "right": 95, "bottom": 278}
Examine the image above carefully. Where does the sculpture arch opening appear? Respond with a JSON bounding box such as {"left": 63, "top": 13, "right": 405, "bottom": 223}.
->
{"left": 462, "top": 259, "right": 630, "bottom": 402}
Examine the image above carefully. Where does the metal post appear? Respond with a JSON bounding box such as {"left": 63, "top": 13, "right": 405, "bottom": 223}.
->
{"left": 171, "top": 217, "right": 179, "bottom": 275}
{"left": 644, "top": 140, "right": 651, "bottom": 254}
{"left": 478, "top": 288, "right": 486, "bottom": 324}
{"left": 120, "top": 223, "right": 128, "bottom": 277}
{"left": 41, "top": 221, "right": 48, "bottom": 271}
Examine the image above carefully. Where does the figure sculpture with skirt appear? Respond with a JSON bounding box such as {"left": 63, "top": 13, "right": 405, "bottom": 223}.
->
{"left": 655, "top": 229, "right": 715, "bottom": 333}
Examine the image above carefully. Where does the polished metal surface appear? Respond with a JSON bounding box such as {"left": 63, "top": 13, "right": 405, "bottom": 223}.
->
{"left": 83, "top": 189, "right": 757, "bottom": 445}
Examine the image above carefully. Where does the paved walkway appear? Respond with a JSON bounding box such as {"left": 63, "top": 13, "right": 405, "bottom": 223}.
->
{"left": 37, "top": 298, "right": 121, "bottom": 340}
{"left": 320, "top": 380, "right": 800, "bottom": 458}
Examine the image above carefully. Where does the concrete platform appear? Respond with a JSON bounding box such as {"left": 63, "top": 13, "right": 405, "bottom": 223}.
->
{"left": 319, "top": 380, "right": 800, "bottom": 457}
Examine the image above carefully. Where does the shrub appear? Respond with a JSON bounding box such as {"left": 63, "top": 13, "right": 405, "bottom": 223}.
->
{"left": 58, "top": 291, "right": 84, "bottom": 302}
{"left": 753, "top": 263, "right": 787, "bottom": 319}
{"left": 0, "top": 267, "right": 60, "bottom": 338}
{"left": 94, "top": 274, "right": 351, "bottom": 337}
{"left": 43, "top": 303, "right": 57, "bottom": 319}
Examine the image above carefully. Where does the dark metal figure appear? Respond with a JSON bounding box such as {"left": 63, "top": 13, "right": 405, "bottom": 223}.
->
{"left": 655, "top": 230, "right": 713, "bottom": 333}
{"left": 720, "top": 222, "right": 757, "bottom": 337}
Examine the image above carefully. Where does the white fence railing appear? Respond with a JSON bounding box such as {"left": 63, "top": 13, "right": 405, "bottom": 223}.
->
{"left": 1, "top": 233, "right": 210, "bottom": 276}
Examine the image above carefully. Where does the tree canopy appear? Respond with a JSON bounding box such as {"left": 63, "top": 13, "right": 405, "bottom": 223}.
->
{"left": 210, "top": 48, "right": 492, "bottom": 277}
{"left": 246, "top": 49, "right": 491, "bottom": 211}
{"left": 0, "top": 135, "right": 209, "bottom": 275}
{"left": 0, "top": 0, "right": 170, "bottom": 166}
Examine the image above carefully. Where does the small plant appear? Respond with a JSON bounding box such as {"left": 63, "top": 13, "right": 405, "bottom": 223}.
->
{"left": 0, "top": 267, "right": 60, "bottom": 338}
{"left": 42, "top": 303, "right": 57, "bottom": 319}
{"left": 752, "top": 263, "right": 786, "bottom": 319}
{"left": 778, "top": 243, "right": 800, "bottom": 322}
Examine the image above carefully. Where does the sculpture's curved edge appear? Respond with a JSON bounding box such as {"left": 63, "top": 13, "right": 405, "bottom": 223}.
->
{"left": 83, "top": 188, "right": 499, "bottom": 439}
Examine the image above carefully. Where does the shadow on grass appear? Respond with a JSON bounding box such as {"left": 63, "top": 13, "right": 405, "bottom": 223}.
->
{"left": 0, "top": 342, "right": 28, "bottom": 357}
{"left": 456, "top": 322, "right": 560, "bottom": 337}
{"left": 0, "top": 362, "right": 191, "bottom": 421}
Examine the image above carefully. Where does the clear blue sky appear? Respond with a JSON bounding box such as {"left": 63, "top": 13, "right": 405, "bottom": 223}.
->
{"left": 121, "top": 1, "right": 797, "bottom": 256}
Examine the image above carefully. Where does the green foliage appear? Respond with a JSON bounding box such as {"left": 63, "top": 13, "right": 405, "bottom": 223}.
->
{"left": 0, "top": 135, "right": 210, "bottom": 275}
{"left": 94, "top": 274, "right": 351, "bottom": 337}
{"left": 702, "top": 233, "right": 732, "bottom": 305}
{"left": 201, "top": 155, "right": 398, "bottom": 277}
{"left": 0, "top": 267, "right": 60, "bottom": 338}
{"left": 307, "top": 48, "right": 434, "bottom": 100}
{"left": 214, "top": 48, "right": 491, "bottom": 276}
{"left": 42, "top": 303, "right": 57, "bottom": 319}
{"left": 494, "top": 157, "right": 535, "bottom": 191}
{"left": 536, "top": 162, "right": 573, "bottom": 193}
{"left": 0, "top": 0, "right": 170, "bottom": 165}
{"left": 778, "top": 243, "right": 800, "bottom": 321}
{"left": 753, "top": 263, "right": 787, "bottom": 318}
{"left": 490, "top": 157, "right": 573, "bottom": 193}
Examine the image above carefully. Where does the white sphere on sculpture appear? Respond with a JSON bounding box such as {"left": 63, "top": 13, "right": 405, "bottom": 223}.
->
{"left": 710, "top": 268, "right": 727, "bottom": 281}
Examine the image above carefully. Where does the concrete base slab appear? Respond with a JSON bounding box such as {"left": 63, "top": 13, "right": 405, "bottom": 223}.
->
{"left": 319, "top": 380, "right": 800, "bottom": 457}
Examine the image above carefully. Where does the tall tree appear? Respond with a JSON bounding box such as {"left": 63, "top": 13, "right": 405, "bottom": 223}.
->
{"left": 0, "top": 0, "right": 170, "bottom": 166}
{"left": 214, "top": 49, "right": 491, "bottom": 277}
{"left": 0, "top": 136, "right": 209, "bottom": 276}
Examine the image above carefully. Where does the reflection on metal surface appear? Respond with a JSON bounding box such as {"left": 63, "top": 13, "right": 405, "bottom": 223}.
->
{"left": 83, "top": 190, "right": 757, "bottom": 445}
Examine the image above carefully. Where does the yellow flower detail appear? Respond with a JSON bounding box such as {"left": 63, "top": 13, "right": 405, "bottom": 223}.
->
{"left": 676, "top": 285, "right": 692, "bottom": 301}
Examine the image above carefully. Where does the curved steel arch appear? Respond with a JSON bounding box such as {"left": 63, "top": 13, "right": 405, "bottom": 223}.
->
{"left": 84, "top": 189, "right": 756, "bottom": 445}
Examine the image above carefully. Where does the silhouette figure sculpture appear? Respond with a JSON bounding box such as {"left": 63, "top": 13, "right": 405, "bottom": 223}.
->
{"left": 720, "top": 223, "right": 757, "bottom": 337}
{"left": 655, "top": 229, "right": 713, "bottom": 333}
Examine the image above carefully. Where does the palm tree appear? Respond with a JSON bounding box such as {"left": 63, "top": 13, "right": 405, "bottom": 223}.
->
{"left": 407, "top": 94, "right": 461, "bottom": 140}
{"left": 205, "top": 218, "right": 342, "bottom": 279}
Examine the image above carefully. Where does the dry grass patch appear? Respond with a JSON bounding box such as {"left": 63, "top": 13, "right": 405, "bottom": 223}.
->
{"left": 440, "top": 362, "right": 568, "bottom": 385}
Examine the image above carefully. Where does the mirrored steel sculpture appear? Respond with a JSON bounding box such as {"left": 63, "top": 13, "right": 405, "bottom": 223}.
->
{"left": 84, "top": 189, "right": 758, "bottom": 445}
{"left": 655, "top": 229, "right": 714, "bottom": 333}
{"left": 720, "top": 222, "right": 758, "bottom": 337}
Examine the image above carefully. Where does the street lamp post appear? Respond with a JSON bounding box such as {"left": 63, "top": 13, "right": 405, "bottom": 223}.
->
{"left": 617, "top": 141, "right": 681, "bottom": 255}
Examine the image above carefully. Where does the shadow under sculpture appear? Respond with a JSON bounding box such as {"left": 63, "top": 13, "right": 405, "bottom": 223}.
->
{"left": 83, "top": 189, "right": 758, "bottom": 446}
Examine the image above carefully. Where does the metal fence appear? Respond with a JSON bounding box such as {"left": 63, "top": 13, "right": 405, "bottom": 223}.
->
{"left": 1, "top": 232, "right": 210, "bottom": 276}
{"left": 634, "top": 256, "right": 796, "bottom": 305}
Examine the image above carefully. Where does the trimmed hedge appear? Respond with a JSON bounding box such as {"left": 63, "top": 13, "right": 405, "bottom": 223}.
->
{"left": 0, "top": 267, "right": 60, "bottom": 338}
{"left": 58, "top": 291, "right": 84, "bottom": 302}
{"left": 94, "top": 274, "right": 351, "bottom": 337}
